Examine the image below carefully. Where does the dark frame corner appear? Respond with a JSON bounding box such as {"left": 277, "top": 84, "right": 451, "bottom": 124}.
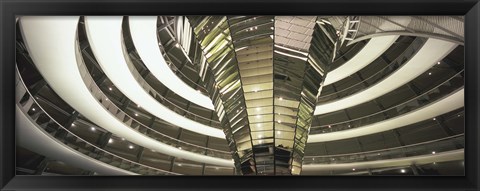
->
{"left": 1, "top": 0, "right": 479, "bottom": 190}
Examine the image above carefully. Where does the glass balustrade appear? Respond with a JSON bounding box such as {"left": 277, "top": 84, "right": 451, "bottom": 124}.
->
{"left": 15, "top": 66, "right": 180, "bottom": 175}
{"left": 330, "top": 40, "right": 368, "bottom": 70}
{"left": 74, "top": 38, "right": 231, "bottom": 160}
{"left": 311, "top": 69, "right": 464, "bottom": 134}
{"left": 318, "top": 37, "right": 427, "bottom": 103}
{"left": 155, "top": 16, "right": 209, "bottom": 95}
{"left": 303, "top": 134, "right": 464, "bottom": 164}
{"left": 80, "top": 45, "right": 221, "bottom": 129}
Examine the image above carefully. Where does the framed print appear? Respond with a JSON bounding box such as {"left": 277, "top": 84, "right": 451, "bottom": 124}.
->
{"left": 1, "top": 0, "right": 479, "bottom": 190}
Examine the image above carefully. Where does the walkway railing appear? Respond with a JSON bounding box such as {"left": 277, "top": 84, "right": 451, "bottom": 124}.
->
{"left": 317, "top": 37, "right": 426, "bottom": 103}
{"left": 303, "top": 134, "right": 464, "bottom": 164}
{"left": 310, "top": 70, "right": 464, "bottom": 134}
{"left": 16, "top": 65, "right": 181, "bottom": 175}
{"left": 75, "top": 37, "right": 231, "bottom": 159}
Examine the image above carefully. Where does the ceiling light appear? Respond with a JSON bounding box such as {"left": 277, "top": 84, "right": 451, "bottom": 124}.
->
{"left": 135, "top": 113, "right": 139, "bottom": 116}
{"left": 32, "top": 108, "right": 36, "bottom": 111}
{"left": 137, "top": 104, "right": 141, "bottom": 108}
{"left": 278, "top": 120, "right": 282, "bottom": 123}
{"left": 108, "top": 139, "right": 113, "bottom": 143}
{"left": 437, "top": 61, "right": 441, "bottom": 65}
{"left": 71, "top": 123, "right": 75, "bottom": 127}
{"left": 254, "top": 89, "right": 258, "bottom": 92}
{"left": 129, "top": 145, "right": 134, "bottom": 149}
{"left": 278, "top": 97, "right": 283, "bottom": 101}
{"left": 352, "top": 168, "right": 356, "bottom": 171}
{"left": 432, "top": 151, "right": 436, "bottom": 154}
{"left": 109, "top": 87, "right": 112, "bottom": 91}
{"left": 178, "top": 163, "right": 182, "bottom": 166}
{"left": 90, "top": 127, "right": 96, "bottom": 131}
{"left": 254, "top": 26, "right": 257, "bottom": 29}
{"left": 312, "top": 158, "right": 315, "bottom": 160}
{"left": 401, "top": 169, "right": 406, "bottom": 173}
{"left": 105, "top": 98, "right": 109, "bottom": 101}
{"left": 178, "top": 147, "right": 182, "bottom": 150}
{"left": 433, "top": 118, "right": 436, "bottom": 120}
{"left": 270, "top": 27, "right": 274, "bottom": 30}
{"left": 175, "top": 43, "right": 180, "bottom": 48}
{"left": 256, "top": 115, "right": 261, "bottom": 118}
{"left": 215, "top": 167, "right": 219, "bottom": 170}
{"left": 428, "top": 72, "right": 432, "bottom": 75}
{"left": 433, "top": 162, "right": 436, "bottom": 165}
{"left": 277, "top": 131, "right": 281, "bottom": 135}
{"left": 121, "top": 138, "right": 125, "bottom": 141}
{"left": 256, "top": 107, "right": 261, "bottom": 111}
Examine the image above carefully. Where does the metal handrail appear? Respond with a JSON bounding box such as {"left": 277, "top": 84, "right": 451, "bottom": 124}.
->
{"left": 318, "top": 37, "right": 426, "bottom": 102}
{"left": 303, "top": 134, "right": 464, "bottom": 164}
{"left": 15, "top": 65, "right": 180, "bottom": 175}
{"left": 155, "top": 16, "right": 209, "bottom": 94}
{"left": 311, "top": 69, "right": 464, "bottom": 133}
{"left": 306, "top": 133, "right": 464, "bottom": 158}
{"left": 81, "top": 45, "right": 219, "bottom": 128}
{"left": 75, "top": 37, "right": 231, "bottom": 158}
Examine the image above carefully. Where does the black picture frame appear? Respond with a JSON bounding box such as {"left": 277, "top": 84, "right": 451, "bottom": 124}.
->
{"left": 1, "top": 0, "right": 479, "bottom": 190}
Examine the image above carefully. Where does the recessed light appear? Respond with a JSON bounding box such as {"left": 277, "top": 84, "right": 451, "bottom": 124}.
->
{"left": 433, "top": 118, "right": 436, "bottom": 120}
{"left": 401, "top": 169, "right": 406, "bottom": 173}
{"left": 71, "top": 123, "right": 75, "bottom": 127}
{"left": 135, "top": 113, "right": 139, "bottom": 116}
{"left": 108, "top": 139, "right": 113, "bottom": 143}
{"left": 278, "top": 120, "right": 282, "bottom": 123}
{"left": 129, "top": 145, "right": 134, "bottom": 149}
{"left": 90, "top": 127, "right": 96, "bottom": 131}
{"left": 32, "top": 108, "right": 36, "bottom": 111}
{"left": 256, "top": 107, "right": 261, "bottom": 111}
{"left": 352, "top": 168, "right": 356, "bottom": 171}
{"left": 109, "top": 87, "right": 112, "bottom": 91}
{"left": 175, "top": 43, "right": 180, "bottom": 48}
{"left": 178, "top": 163, "right": 182, "bottom": 166}
{"left": 278, "top": 97, "right": 283, "bottom": 101}
{"left": 428, "top": 72, "right": 432, "bottom": 75}
{"left": 432, "top": 151, "right": 436, "bottom": 154}
{"left": 437, "top": 61, "right": 441, "bottom": 65}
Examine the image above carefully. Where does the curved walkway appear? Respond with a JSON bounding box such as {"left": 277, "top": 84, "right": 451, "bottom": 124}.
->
{"left": 315, "top": 38, "right": 458, "bottom": 115}
{"left": 84, "top": 16, "right": 224, "bottom": 138}
{"left": 128, "top": 16, "right": 214, "bottom": 110}
{"left": 308, "top": 88, "right": 463, "bottom": 142}
{"left": 323, "top": 35, "right": 399, "bottom": 85}
{"left": 19, "top": 16, "right": 232, "bottom": 166}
